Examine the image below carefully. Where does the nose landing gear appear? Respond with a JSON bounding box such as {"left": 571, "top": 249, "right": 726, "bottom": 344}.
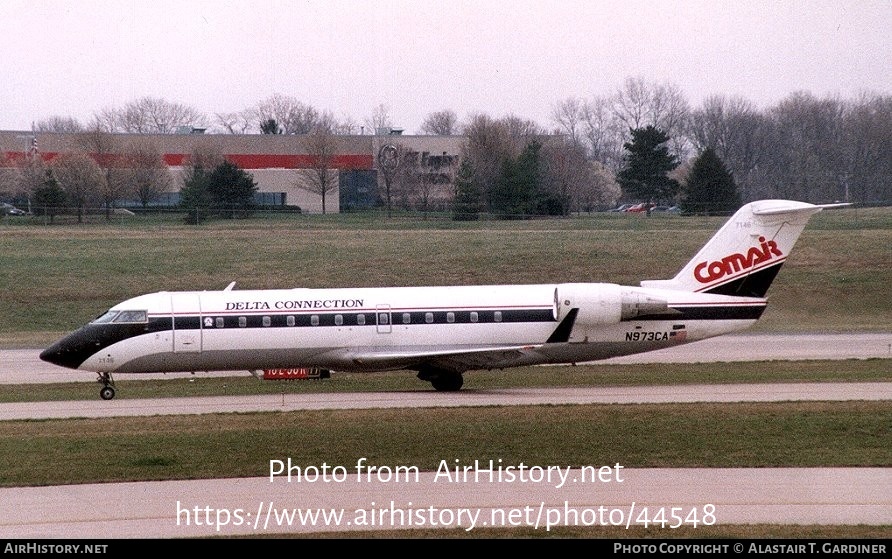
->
{"left": 97, "top": 372, "right": 116, "bottom": 400}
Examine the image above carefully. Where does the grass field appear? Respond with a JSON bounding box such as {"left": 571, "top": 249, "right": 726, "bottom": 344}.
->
{"left": 1, "top": 205, "right": 890, "bottom": 345}
{"left": 1, "top": 206, "right": 889, "bottom": 538}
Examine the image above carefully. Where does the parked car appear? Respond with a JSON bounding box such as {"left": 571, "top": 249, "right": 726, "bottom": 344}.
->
{"left": 1, "top": 203, "right": 26, "bottom": 216}
{"left": 606, "top": 203, "right": 634, "bottom": 212}
{"left": 623, "top": 203, "right": 653, "bottom": 213}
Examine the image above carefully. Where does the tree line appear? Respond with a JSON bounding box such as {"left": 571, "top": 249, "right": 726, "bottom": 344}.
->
{"left": 3, "top": 76, "right": 890, "bottom": 219}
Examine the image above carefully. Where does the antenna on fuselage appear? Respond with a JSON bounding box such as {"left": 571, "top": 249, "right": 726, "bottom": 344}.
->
{"left": 224, "top": 281, "right": 236, "bottom": 291}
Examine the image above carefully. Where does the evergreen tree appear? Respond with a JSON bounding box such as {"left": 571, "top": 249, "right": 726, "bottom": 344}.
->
{"left": 207, "top": 160, "right": 259, "bottom": 219}
{"left": 179, "top": 165, "right": 212, "bottom": 224}
{"left": 616, "top": 126, "right": 680, "bottom": 203}
{"left": 260, "top": 119, "right": 281, "bottom": 134}
{"left": 682, "top": 147, "right": 742, "bottom": 215}
{"left": 489, "top": 141, "right": 544, "bottom": 219}
{"left": 451, "top": 158, "right": 482, "bottom": 221}
{"left": 32, "top": 170, "right": 68, "bottom": 223}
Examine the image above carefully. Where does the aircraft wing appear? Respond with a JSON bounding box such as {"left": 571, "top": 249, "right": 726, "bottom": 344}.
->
{"left": 331, "top": 343, "right": 547, "bottom": 373}
{"left": 324, "top": 307, "right": 578, "bottom": 373}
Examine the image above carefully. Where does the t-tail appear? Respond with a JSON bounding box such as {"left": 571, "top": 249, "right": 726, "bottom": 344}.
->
{"left": 641, "top": 199, "right": 846, "bottom": 297}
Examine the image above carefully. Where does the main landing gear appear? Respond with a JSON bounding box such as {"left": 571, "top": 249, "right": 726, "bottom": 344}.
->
{"left": 97, "top": 372, "right": 116, "bottom": 400}
{"left": 417, "top": 366, "right": 464, "bottom": 392}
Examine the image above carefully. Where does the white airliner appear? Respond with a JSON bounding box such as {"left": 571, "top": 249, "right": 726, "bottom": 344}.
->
{"left": 41, "top": 199, "right": 841, "bottom": 400}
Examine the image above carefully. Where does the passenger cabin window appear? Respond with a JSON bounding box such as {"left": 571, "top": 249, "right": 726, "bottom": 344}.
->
{"left": 335, "top": 314, "right": 343, "bottom": 326}
{"left": 402, "top": 313, "right": 411, "bottom": 324}
{"left": 114, "top": 310, "right": 148, "bottom": 323}
{"left": 239, "top": 317, "right": 247, "bottom": 328}
{"left": 447, "top": 312, "right": 455, "bottom": 323}
{"left": 378, "top": 313, "right": 389, "bottom": 325}
{"left": 425, "top": 312, "right": 433, "bottom": 324}
{"left": 287, "top": 316, "right": 295, "bottom": 327}
{"left": 470, "top": 312, "right": 479, "bottom": 323}
{"left": 494, "top": 311, "right": 502, "bottom": 322}
{"left": 357, "top": 314, "right": 366, "bottom": 325}
{"left": 215, "top": 317, "right": 224, "bottom": 328}
{"left": 262, "top": 316, "right": 271, "bottom": 327}
{"left": 311, "top": 315, "right": 320, "bottom": 326}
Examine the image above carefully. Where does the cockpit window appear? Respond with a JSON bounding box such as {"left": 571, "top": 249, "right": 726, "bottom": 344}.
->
{"left": 113, "top": 310, "right": 148, "bottom": 323}
{"left": 91, "top": 310, "right": 119, "bottom": 324}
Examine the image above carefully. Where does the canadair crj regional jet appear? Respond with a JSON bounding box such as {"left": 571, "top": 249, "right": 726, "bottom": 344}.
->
{"left": 41, "top": 199, "right": 841, "bottom": 400}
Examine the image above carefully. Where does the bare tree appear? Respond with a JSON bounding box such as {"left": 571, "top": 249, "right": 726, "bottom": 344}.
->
{"left": 550, "top": 98, "right": 585, "bottom": 146}
{"left": 611, "top": 76, "right": 653, "bottom": 130}
{"left": 366, "top": 104, "right": 393, "bottom": 134}
{"left": 215, "top": 110, "right": 255, "bottom": 134}
{"left": 611, "top": 76, "right": 691, "bottom": 161}
{"left": 0, "top": 154, "right": 21, "bottom": 199}
{"left": 32, "top": 116, "right": 84, "bottom": 133}
{"left": 391, "top": 145, "right": 419, "bottom": 210}
{"left": 764, "top": 91, "right": 847, "bottom": 203}
{"left": 184, "top": 142, "right": 225, "bottom": 173}
{"left": 458, "top": 113, "right": 519, "bottom": 213}
{"left": 540, "top": 136, "right": 593, "bottom": 213}
{"left": 13, "top": 157, "right": 46, "bottom": 198}
{"left": 580, "top": 96, "right": 626, "bottom": 173}
{"left": 117, "top": 139, "right": 173, "bottom": 208}
{"left": 501, "top": 114, "right": 546, "bottom": 138}
{"left": 254, "top": 94, "right": 321, "bottom": 134}
{"left": 304, "top": 117, "right": 339, "bottom": 214}
{"left": 75, "top": 128, "right": 129, "bottom": 220}
{"left": 51, "top": 153, "right": 104, "bottom": 222}
{"left": 459, "top": 113, "right": 550, "bottom": 212}
{"left": 376, "top": 142, "right": 401, "bottom": 217}
{"left": 688, "top": 95, "right": 766, "bottom": 201}
{"left": 93, "top": 96, "right": 207, "bottom": 133}
{"left": 650, "top": 82, "right": 692, "bottom": 159}
{"left": 843, "top": 92, "right": 892, "bottom": 203}
{"left": 333, "top": 114, "right": 359, "bottom": 135}
{"left": 419, "top": 109, "right": 458, "bottom": 135}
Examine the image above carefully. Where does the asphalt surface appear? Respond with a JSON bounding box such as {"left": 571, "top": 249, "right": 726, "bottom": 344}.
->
{"left": 1, "top": 333, "right": 890, "bottom": 538}
{"left": 4, "top": 332, "right": 892, "bottom": 385}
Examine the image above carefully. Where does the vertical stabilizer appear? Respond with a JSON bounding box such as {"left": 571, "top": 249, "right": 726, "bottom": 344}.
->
{"left": 641, "top": 200, "right": 841, "bottom": 297}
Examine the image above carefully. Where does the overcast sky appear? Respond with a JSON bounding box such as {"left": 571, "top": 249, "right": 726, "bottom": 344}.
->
{"left": 1, "top": 0, "right": 890, "bottom": 133}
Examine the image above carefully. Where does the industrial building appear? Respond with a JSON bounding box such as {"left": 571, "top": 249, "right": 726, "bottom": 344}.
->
{"left": 0, "top": 129, "right": 464, "bottom": 213}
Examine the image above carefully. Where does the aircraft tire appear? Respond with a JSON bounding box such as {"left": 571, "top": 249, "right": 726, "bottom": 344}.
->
{"left": 100, "top": 386, "right": 116, "bottom": 400}
{"left": 431, "top": 373, "right": 463, "bottom": 392}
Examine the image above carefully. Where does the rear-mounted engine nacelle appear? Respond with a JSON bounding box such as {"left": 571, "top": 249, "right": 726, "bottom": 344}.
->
{"left": 555, "top": 283, "right": 669, "bottom": 326}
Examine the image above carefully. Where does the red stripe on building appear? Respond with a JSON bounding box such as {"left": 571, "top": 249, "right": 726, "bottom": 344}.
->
{"left": 164, "top": 153, "right": 374, "bottom": 169}
{"left": 3, "top": 152, "right": 375, "bottom": 170}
